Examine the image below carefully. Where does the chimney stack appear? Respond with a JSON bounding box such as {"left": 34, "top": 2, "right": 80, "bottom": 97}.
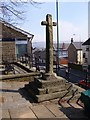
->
{"left": 71, "top": 38, "right": 73, "bottom": 43}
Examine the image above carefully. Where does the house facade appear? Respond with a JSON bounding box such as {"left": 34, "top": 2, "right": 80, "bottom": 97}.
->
{"left": 82, "top": 38, "right": 90, "bottom": 68}
{"left": 0, "top": 20, "right": 34, "bottom": 63}
{"left": 67, "top": 38, "right": 85, "bottom": 64}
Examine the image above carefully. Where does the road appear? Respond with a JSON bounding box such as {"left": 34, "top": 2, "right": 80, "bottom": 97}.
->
{"left": 57, "top": 66, "right": 87, "bottom": 84}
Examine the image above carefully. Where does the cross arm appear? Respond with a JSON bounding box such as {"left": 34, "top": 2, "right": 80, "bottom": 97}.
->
{"left": 41, "top": 21, "right": 48, "bottom": 25}
{"left": 53, "top": 22, "right": 57, "bottom": 26}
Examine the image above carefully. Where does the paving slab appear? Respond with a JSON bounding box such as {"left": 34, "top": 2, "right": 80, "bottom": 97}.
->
{"left": 1, "top": 81, "right": 88, "bottom": 119}
{"left": 30, "top": 105, "right": 55, "bottom": 118}
{"left": 59, "top": 105, "right": 89, "bottom": 119}
{"left": 4, "top": 96, "right": 13, "bottom": 103}
{"left": 12, "top": 93, "right": 24, "bottom": 102}
{"left": 2, "top": 99, "right": 31, "bottom": 109}
{"left": 2, "top": 82, "right": 12, "bottom": 89}
{"left": 0, "top": 96, "right": 4, "bottom": 103}
{"left": 45, "top": 103, "right": 68, "bottom": 118}
{"left": 9, "top": 106, "right": 37, "bottom": 118}
{"left": 2, "top": 109, "right": 10, "bottom": 119}
{"left": 70, "top": 102, "right": 83, "bottom": 109}
{"left": 59, "top": 102, "right": 71, "bottom": 108}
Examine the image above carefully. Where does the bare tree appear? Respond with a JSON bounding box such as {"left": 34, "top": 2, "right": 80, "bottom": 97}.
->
{"left": 0, "top": 0, "right": 42, "bottom": 24}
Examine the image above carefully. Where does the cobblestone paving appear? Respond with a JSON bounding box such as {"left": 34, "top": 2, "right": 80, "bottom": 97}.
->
{"left": 0, "top": 81, "right": 89, "bottom": 119}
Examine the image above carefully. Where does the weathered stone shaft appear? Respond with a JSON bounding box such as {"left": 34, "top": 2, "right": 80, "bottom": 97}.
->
{"left": 41, "top": 14, "right": 56, "bottom": 74}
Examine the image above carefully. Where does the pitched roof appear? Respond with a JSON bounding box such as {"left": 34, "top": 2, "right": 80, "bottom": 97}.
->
{"left": 72, "top": 42, "right": 83, "bottom": 49}
{"left": 82, "top": 38, "right": 90, "bottom": 45}
{"left": 0, "top": 20, "right": 34, "bottom": 39}
{"left": 54, "top": 43, "right": 70, "bottom": 50}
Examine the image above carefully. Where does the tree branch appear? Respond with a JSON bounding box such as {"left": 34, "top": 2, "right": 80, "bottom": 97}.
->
{"left": 0, "top": 0, "right": 43, "bottom": 24}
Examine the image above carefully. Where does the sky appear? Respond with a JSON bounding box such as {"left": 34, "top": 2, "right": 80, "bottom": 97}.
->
{"left": 15, "top": 1, "right": 89, "bottom": 44}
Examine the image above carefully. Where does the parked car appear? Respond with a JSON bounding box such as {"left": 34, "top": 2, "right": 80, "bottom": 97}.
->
{"left": 79, "top": 79, "right": 90, "bottom": 89}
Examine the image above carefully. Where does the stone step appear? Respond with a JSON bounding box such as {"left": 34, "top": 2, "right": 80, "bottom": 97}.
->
{"left": 35, "top": 90, "right": 68, "bottom": 102}
{"left": 25, "top": 81, "right": 72, "bottom": 95}
{"left": 25, "top": 84, "right": 46, "bottom": 95}
{"left": 25, "top": 83, "right": 68, "bottom": 95}
{"left": 25, "top": 84, "right": 68, "bottom": 102}
{"left": 59, "top": 93, "right": 81, "bottom": 104}
{"left": 66, "top": 87, "right": 79, "bottom": 96}
{"left": 46, "top": 82, "right": 72, "bottom": 94}
{"left": 65, "top": 82, "right": 73, "bottom": 89}
{"left": 34, "top": 77, "right": 66, "bottom": 88}
{"left": 69, "top": 93, "right": 81, "bottom": 102}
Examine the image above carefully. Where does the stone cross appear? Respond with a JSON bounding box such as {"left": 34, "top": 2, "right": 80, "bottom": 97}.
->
{"left": 41, "top": 14, "right": 56, "bottom": 74}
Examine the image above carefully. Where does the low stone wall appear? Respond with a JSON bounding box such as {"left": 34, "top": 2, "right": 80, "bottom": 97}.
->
{"left": 0, "top": 72, "right": 40, "bottom": 82}
{"left": 68, "top": 63, "right": 82, "bottom": 71}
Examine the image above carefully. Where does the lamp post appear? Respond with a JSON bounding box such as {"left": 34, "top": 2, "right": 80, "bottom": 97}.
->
{"left": 56, "top": 0, "right": 60, "bottom": 74}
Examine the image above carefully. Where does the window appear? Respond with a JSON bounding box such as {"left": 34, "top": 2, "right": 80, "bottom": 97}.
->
{"left": 83, "top": 53, "right": 86, "bottom": 58}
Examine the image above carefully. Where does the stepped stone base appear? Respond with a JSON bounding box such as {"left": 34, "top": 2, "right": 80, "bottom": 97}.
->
{"left": 25, "top": 73, "right": 78, "bottom": 102}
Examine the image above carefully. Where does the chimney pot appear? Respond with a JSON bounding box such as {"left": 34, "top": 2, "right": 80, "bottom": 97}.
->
{"left": 71, "top": 38, "right": 73, "bottom": 43}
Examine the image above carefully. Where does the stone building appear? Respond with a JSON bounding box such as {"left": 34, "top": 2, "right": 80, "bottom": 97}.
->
{"left": 0, "top": 20, "right": 34, "bottom": 63}
{"left": 67, "top": 38, "right": 86, "bottom": 64}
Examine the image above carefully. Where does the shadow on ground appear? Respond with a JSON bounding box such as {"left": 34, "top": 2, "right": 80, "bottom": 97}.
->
{"left": 18, "top": 87, "right": 36, "bottom": 103}
{"left": 0, "top": 89, "right": 18, "bottom": 92}
{"left": 60, "top": 105, "right": 89, "bottom": 120}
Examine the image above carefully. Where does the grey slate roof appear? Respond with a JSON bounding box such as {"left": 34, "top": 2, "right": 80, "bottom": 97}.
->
{"left": 72, "top": 42, "right": 83, "bottom": 49}
{"left": 82, "top": 38, "right": 90, "bottom": 45}
{"left": 54, "top": 42, "right": 83, "bottom": 50}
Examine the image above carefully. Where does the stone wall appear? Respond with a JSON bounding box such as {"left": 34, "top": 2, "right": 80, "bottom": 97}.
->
{"left": 0, "top": 72, "right": 40, "bottom": 81}
{"left": 1, "top": 23, "right": 28, "bottom": 63}
{"left": 2, "top": 42, "right": 16, "bottom": 62}
{"left": 68, "top": 44, "right": 77, "bottom": 63}
{"left": 0, "top": 22, "right": 33, "bottom": 63}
